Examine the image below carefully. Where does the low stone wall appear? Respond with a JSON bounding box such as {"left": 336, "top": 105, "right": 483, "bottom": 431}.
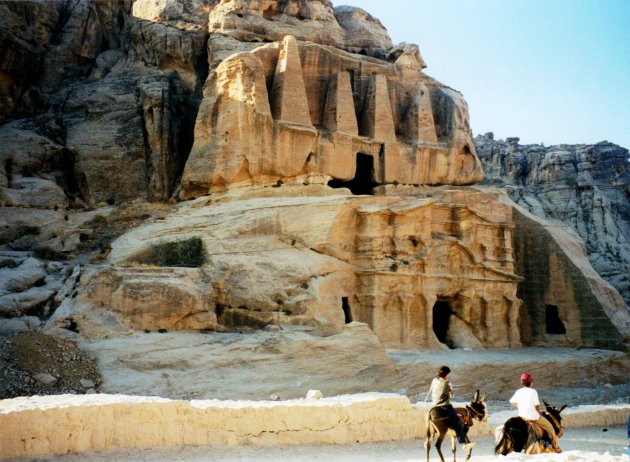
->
{"left": 3, "top": 393, "right": 626, "bottom": 460}
{"left": 2, "top": 393, "right": 428, "bottom": 459}
{"left": 489, "top": 404, "right": 630, "bottom": 429}
{"left": 562, "top": 404, "right": 630, "bottom": 428}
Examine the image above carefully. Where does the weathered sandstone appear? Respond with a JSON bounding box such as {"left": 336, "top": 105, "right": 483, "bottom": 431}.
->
{"left": 208, "top": 0, "right": 345, "bottom": 48}
{"left": 0, "top": 1, "right": 60, "bottom": 122}
{"left": 89, "top": 186, "right": 520, "bottom": 350}
{"left": 333, "top": 5, "right": 393, "bottom": 58}
{"left": 182, "top": 35, "right": 482, "bottom": 198}
{"left": 66, "top": 325, "right": 397, "bottom": 400}
{"left": 511, "top": 203, "right": 630, "bottom": 348}
{"left": 476, "top": 134, "right": 630, "bottom": 311}
{"left": 0, "top": 254, "right": 66, "bottom": 320}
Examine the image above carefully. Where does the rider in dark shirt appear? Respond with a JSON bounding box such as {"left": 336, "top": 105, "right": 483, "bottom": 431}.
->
{"left": 429, "top": 365, "right": 476, "bottom": 451}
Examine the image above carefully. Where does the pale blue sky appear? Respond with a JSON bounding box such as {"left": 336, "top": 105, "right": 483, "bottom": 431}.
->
{"left": 342, "top": 0, "right": 630, "bottom": 149}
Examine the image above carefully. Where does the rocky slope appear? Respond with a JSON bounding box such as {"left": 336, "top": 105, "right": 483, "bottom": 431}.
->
{"left": 475, "top": 133, "right": 630, "bottom": 308}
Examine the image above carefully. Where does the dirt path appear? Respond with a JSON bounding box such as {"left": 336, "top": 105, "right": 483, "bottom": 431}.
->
{"left": 11, "top": 426, "right": 627, "bottom": 462}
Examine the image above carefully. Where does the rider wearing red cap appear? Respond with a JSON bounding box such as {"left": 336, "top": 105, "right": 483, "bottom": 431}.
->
{"left": 509, "top": 373, "right": 561, "bottom": 453}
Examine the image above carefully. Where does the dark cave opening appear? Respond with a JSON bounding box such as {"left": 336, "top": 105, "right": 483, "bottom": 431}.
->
{"left": 328, "top": 153, "right": 377, "bottom": 195}
{"left": 433, "top": 299, "right": 453, "bottom": 347}
{"left": 342, "top": 297, "right": 352, "bottom": 324}
{"left": 545, "top": 304, "right": 566, "bottom": 335}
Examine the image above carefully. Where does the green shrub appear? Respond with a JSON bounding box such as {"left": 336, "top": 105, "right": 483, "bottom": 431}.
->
{"left": 0, "top": 258, "right": 18, "bottom": 268}
{"left": 147, "top": 237, "right": 206, "bottom": 268}
{"left": 564, "top": 174, "right": 577, "bottom": 186}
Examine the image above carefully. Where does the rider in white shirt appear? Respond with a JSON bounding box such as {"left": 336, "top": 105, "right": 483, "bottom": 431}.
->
{"left": 509, "top": 373, "right": 561, "bottom": 453}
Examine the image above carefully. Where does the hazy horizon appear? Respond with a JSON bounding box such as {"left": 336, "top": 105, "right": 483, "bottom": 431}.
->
{"left": 342, "top": 0, "right": 630, "bottom": 150}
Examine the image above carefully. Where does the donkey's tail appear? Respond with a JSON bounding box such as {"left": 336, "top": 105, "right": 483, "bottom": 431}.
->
{"left": 494, "top": 424, "right": 510, "bottom": 456}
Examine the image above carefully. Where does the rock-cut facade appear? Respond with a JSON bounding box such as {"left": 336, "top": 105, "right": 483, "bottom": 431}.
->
{"left": 100, "top": 0, "right": 521, "bottom": 350}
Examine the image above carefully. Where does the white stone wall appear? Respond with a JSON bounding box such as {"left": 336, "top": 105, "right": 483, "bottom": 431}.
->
{"left": 1, "top": 393, "right": 425, "bottom": 459}
{"left": 2, "top": 393, "right": 626, "bottom": 460}
{"left": 489, "top": 404, "right": 630, "bottom": 429}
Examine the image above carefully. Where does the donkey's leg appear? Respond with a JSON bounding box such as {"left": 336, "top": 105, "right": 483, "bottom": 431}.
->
{"left": 463, "top": 428, "right": 473, "bottom": 460}
{"left": 425, "top": 423, "right": 433, "bottom": 462}
{"left": 435, "top": 433, "right": 446, "bottom": 462}
{"left": 465, "top": 441, "right": 473, "bottom": 461}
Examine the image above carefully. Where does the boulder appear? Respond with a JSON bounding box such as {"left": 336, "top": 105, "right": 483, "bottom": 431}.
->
{"left": 207, "top": 0, "right": 345, "bottom": 47}
{"left": 0, "top": 205, "right": 114, "bottom": 253}
{"left": 0, "top": 288, "right": 57, "bottom": 318}
{"left": 446, "top": 315, "right": 484, "bottom": 349}
{"left": 33, "top": 373, "right": 57, "bottom": 386}
{"left": 0, "top": 176, "right": 68, "bottom": 209}
{"left": 333, "top": 5, "right": 393, "bottom": 58}
{"left": 0, "top": 316, "right": 42, "bottom": 335}
{"left": 0, "top": 121, "right": 65, "bottom": 189}
{"left": 0, "top": 258, "right": 47, "bottom": 294}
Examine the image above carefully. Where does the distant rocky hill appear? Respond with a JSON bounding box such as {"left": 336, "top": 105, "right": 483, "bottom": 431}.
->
{"left": 475, "top": 133, "right": 630, "bottom": 308}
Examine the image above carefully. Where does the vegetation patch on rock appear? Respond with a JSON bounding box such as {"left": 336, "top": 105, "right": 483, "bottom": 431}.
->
{"left": 144, "top": 237, "right": 207, "bottom": 268}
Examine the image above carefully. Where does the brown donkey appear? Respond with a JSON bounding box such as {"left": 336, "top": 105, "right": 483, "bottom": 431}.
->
{"left": 425, "top": 390, "right": 486, "bottom": 462}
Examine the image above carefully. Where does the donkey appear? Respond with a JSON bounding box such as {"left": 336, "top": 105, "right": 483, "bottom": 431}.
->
{"left": 425, "top": 390, "right": 486, "bottom": 462}
{"left": 495, "top": 400, "right": 567, "bottom": 455}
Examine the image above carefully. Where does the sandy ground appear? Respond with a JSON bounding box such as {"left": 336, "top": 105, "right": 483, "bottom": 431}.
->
{"left": 10, "top": 426, "right": 628, "bottom": 462}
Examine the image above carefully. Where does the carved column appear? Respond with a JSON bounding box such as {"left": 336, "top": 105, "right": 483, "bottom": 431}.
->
{"left": 422, "top": 293, "right": 438, "bottom": 348}
{"left": 506, "top": 295, "right": 522, "bottom": 348}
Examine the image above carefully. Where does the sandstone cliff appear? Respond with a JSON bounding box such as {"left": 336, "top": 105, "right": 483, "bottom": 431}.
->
{"left": 475, "top": 134, "right": 630, "bottom": 310}
{"left": 0, "top": 1, "right": 629, "bottom": 402}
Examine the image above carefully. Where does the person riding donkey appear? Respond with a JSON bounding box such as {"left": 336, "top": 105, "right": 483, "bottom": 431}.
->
{"left": 427, "top": 365, "right": 477, "bottom": 452}
{"left": 509, "top": 372, "right": 562, "bottom": 453}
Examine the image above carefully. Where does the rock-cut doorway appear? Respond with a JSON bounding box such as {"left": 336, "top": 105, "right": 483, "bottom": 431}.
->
{"left": 433, "top": 298, "right": 453, "bottom": 348}
{"left": 328, "top": 153, "right": 377, "bottom": 195}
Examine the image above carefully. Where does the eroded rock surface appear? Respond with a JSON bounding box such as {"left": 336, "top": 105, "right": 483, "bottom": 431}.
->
{"left": 183, "top": 34, "right": 481, "bottom": 198}
{"left": 476, "top": 134, "right": 630, "bottom": 309}
{"left": 79, "top": 323, "right": 396, "bottom": 400}
{"left": 43, "top": 186, "right": 521, "bottom": 351}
